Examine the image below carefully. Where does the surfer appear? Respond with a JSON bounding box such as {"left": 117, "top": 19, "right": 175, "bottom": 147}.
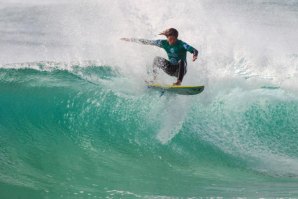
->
{"left": 121, "top": 28, "right": 198, "bottom": 85}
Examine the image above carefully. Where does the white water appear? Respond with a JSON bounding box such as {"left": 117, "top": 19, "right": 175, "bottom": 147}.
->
{"left": 1, "top": 0, "right": 298, "bottom": 87}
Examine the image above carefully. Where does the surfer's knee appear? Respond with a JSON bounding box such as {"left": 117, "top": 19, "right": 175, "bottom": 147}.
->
{"left": 153, "top": 56, "right": 162, "bottom": 65}
{"left": 153, "top": 56, "right": 166, "bottom": 68}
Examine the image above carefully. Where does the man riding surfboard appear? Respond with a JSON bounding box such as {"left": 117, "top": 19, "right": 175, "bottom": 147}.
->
{"left": 121, "top": 28, "right": 198, "bottom": 85}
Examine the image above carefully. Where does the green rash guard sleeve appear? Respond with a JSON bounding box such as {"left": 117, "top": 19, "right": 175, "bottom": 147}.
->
{"left": 182, "top": 41, "right": 198, "bottom": 57}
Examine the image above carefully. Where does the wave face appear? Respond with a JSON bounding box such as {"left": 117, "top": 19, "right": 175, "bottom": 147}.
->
{"left": 1, "top": 0, "right": 298, "bottom": 198}
{"left": 1, "top": 64, "right": 298, "bottom": 198}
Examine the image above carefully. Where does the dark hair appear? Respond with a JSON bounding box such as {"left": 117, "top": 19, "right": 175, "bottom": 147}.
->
{"left": 160, "top": 28, "right": 179, "bottom": 38}
{"left": 167, "top": 28, "right": 178, "bottom": 38}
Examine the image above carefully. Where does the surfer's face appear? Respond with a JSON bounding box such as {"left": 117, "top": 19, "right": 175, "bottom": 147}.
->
{"left": 167, "top": 35, "right": 177, "bottom": 45}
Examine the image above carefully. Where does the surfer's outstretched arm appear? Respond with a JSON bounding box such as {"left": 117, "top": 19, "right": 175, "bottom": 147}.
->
{"left": 121, "top": 38, "right": 162, "bottom": 47}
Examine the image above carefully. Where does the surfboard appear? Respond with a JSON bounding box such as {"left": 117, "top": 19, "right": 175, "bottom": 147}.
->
{"left": 147, "top": 84, "right": 204, "bottom": 95}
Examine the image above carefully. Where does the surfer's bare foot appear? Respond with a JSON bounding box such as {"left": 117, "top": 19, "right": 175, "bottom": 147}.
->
{"left": 173, "top": 80, "right": 181, "bottom": 86}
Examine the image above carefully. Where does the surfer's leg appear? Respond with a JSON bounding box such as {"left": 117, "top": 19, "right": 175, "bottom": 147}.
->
{"left": 176, "top": 60, "right": 187, "bottom": 82}
{"left": 153, "top": 56, "right": 171, "bottom": 79}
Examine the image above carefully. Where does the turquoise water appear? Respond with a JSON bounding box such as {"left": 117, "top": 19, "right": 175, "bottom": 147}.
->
{"left": 1, "top": 64, "right": 298, "bottom": 198}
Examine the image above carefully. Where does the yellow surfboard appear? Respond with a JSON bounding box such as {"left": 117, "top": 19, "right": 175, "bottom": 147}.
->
{"left": 147, "top": 84, "right": 204, "bottom": 95}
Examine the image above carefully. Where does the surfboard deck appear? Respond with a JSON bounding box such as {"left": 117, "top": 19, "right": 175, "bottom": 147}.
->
{"left": 147, "top": 84, "right": 204, "bottom": 95}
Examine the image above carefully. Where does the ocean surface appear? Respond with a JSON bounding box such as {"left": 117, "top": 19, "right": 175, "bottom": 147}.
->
{"left": 1, "top": 0, "right": 298, "bottom": 198}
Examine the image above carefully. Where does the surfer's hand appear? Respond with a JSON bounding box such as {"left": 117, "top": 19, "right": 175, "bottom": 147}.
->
{"left": 120, "top": 38, "right": 130, "bottom": 42}
{"left": 193, "top": 55, "right": 197, "bottom": 62}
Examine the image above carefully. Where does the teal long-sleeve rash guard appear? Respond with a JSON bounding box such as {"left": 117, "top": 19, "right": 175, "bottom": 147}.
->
{"left": 129, "top": 38, "right": 198, "bottom": 65}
